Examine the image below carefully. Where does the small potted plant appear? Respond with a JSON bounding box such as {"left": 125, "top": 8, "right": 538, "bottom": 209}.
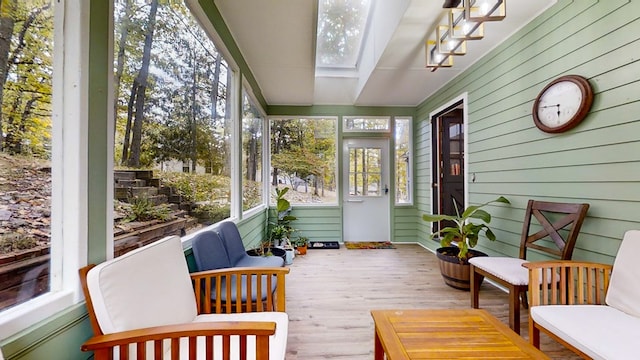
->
{"left": 422, "top": 196, "right": 510, "bottom": 290}
{"left": 293, "top": 236, "right": 309, "bottom": 255}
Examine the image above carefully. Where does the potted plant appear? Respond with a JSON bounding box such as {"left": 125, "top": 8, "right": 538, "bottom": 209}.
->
{"left": 267, "top": 187, "right": 298, "bottom": 245}
{"left": 422, "top": 196, "right": 510, "bottom": 290}
{"left": 293, "top": 236, "right": 309, "bottom": 255}
{"left": 250, "top": 187, "right": 299, "bottom": 262}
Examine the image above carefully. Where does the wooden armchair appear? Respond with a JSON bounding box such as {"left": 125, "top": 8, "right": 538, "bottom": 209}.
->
{"left": 469, "top": 200, "right": 589, "bottom": 333}
{"left": 523, "top": 230, "right": 640, "bottom": 359}
{"left": 80, "top": 235, "right": 289, "bottom": 360}
{"left": 523, "top": 260, "right": 612, "bottom": 354}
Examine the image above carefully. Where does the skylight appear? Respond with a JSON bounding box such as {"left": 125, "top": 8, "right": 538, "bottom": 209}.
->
{"left": 316, "top": 0, "right": 372, "bottom": 69}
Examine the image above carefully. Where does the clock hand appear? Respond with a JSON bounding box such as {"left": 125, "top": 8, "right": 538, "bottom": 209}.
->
{"left": 541, "top": 104, "right": 561, "bottom": 116}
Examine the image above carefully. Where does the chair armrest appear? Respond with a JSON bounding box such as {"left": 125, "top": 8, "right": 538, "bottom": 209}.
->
{"left": 523, "top": 261, "right": 612, "bottom": 307}
{"left": 82, "top": 321, "right": 275, "bottom": 360}
{"left": 191, "top": 267, "right": 290, "bottom": 314}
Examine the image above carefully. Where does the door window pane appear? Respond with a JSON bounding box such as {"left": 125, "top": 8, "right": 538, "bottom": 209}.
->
{"left": 269, "top": 117, "right": 337, "bottom": 205}
{"left": 349, "top": 147, "right": 382, "bottom": 196}
{"left": 0, "top": 0, "right": 53, "bottom": 311}
{"left": 448, "top": 122, "right": 463, "bottom": 175}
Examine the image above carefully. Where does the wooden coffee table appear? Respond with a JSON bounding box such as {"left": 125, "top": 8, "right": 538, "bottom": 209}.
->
{"left": 371, "top": 309, "right": 549, "bottom": 359}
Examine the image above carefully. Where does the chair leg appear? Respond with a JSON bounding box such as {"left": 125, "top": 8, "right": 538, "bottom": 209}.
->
{"left": 509, "top": 288, "right": 521, "bottom": 335}
{"left": 521, "top": 290, "right": 529, "bottom": 309}
{"left": 530, "top": 320, "right": 540, "bottom": 348}
{"left": 470, "top": 265, "right": 480, "bottom": 309}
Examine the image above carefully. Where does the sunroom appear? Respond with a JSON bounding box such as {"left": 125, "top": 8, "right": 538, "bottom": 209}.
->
{"left": 0, "top": 0, "right": 638, "bottom": 359}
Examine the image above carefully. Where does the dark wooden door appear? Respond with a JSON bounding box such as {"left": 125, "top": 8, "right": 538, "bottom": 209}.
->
{"left": 432, "top": 108, "right": 464, "bottom": 232}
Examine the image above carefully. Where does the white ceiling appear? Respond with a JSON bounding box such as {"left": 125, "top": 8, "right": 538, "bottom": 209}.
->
{"left": 213, "top": 0, "right": 556, "bottom": 107}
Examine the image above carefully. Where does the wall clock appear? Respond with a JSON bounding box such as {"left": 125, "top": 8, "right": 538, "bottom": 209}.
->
{"left": 532, "top": 75, "right": 594, "bottom": 133}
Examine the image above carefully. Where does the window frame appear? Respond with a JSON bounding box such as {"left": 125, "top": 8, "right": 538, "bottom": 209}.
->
{"left": 0, "top": 0, "right": 90, "bottom": 338}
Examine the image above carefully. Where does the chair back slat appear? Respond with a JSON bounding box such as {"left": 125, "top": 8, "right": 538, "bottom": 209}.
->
{"left": 519, "top": 200, "right": 589, "bottom": 260}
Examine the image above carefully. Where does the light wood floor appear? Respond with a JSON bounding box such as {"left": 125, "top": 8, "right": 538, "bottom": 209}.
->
{"left": 285, "top": 243, "right": 581, "bottom": 359}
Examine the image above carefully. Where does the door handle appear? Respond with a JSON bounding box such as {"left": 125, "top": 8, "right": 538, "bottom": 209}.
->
{"left": 384, "top": 184, "right": 389, "bottom": 194}
{"left": 347, "top": 199, "right": 364, "bottom": 203}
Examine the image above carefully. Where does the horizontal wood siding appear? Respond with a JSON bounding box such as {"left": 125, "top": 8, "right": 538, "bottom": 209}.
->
{"left": 393, "top": 206, "right": 419, "bottom": 242}
{"left": 416, "top": 0, "right": 640, "bottom": 264}
{"left": 281, "top": 207, "right": 343, "bottom": 242}
{"left": 237, "top": 210, "right": 268, "bottom": 249}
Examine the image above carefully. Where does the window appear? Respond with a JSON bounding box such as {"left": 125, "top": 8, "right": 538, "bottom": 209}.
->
{"left": 269, "top": 117, "right": 337, "bottom": 205}
{"left": 0, "top": 0, "right": 54, "bottom": 312}
{"left": 242, "top": 90, "right": 264, "bottom": 211}
{"left": 395, "top": 117, "right": 412, "bottom": 204}
{"left": 113, "top": 0, "right": 234, "bottom": 234}
{"left": 316, "top": 0, "right": 372, "bottom": 69}
{"left": 344, "top": 116, "right": 390, "bottom": 132}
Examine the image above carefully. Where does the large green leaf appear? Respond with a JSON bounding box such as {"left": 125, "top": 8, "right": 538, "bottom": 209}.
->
{"left": 468, "top": 209, "right": 491, "bottom": 223}
{"left": 422, "top": 213, "right": 457, "bottom": 222}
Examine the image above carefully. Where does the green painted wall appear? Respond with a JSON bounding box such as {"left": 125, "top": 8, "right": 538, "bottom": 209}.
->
{"left": 415, "top": 0, "right": 640, "bottom": 264}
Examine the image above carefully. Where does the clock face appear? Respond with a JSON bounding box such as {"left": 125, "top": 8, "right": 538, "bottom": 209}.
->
{"left": 536, "top": 81, "right": 582, "bottom": 128}
{"left": 532, "top": 75, "right": 594, "bottom": 133}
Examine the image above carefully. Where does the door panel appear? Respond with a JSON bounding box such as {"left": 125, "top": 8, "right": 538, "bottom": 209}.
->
{"left": 432, "top": 108, "right": 465, "bottom": 232}
{"left": 343, "top": 138, "right": 389, "bottom": 242}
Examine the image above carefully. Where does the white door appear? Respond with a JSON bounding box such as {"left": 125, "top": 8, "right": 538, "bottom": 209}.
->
{"left": 343, "top": 138, "right": 390, "bottom": 242}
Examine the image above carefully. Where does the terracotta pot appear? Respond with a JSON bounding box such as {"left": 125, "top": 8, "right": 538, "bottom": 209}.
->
{"left": 436, "top": 247, "right": 487, "bottom": 291}
{"left": 296, "top": 245, "right": 307, "bottom": 255}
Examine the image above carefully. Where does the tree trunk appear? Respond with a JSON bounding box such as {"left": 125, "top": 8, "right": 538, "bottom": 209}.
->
{"left": 190, "top": 48, "right": 197, "bottom": 172}
{"left": 121, "top": 80, "right": 138, "bottom": 164}
{"left": 211, "top": 52, "right": 221, "bottom": 121}
{"left": 247, "top": 134, "right": 257, "bottom": 181}
{"left": 113, "top": 0, "right": 133, "bottom": 133}
{"left": 0, "top": 2, "right": 14, "bottom": 152}
{"left": 222, "top": 67, "right": 232, "bottom": 176}
{"left": 5, "top": 90, "right": 22, "bottom": 153}
{"left": 127, "top": 0, "right": 159, "bottom": 168}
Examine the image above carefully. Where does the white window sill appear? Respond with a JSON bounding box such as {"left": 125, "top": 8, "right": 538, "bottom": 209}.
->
{"left": 0, "top": 290, "right": 75, "bottom": 340}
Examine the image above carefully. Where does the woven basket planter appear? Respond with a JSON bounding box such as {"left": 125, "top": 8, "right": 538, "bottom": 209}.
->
{"left": 436, "top": 247, "right": 487, "bottom": 291}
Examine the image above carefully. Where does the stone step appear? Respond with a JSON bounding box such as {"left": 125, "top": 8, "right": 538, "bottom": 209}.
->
{"left": 114, "top": 171, "right": 137, "bottom": 181}
{"left": 129, "top": 187, "right": 158, "bottom": 197}
{"left": 147, "top": 178, "right": 161, "bottom": 187}
{"left": 114, "top": 187, "right": 159, "bottom": 200}
{"left": 115, "top": 179, "right": 146, "bottom": 187}
{"left": 132, "top": 170, "right": 155, "bottom": 180}
{"left": 148, "top": 194, "right": 168, "bottom": 205}
{"left": 158, "top": 186, "right": 175, "bottom": 196}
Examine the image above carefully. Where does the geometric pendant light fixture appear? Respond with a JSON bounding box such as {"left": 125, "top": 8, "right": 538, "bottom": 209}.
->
{"left": 427, "top": 0, "right": 506, "bottom": 71}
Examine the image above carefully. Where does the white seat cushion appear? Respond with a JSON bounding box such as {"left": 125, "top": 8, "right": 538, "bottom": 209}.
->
{"left": 531, "top": 305, "right": 639, "bottom": 360}
{"left": 87, "top": 235, "right": 198, "bottom": 334}
{"left": 606, "top": 230, "right": 640, "bottom": 317}
{"left": 188, "top": 312, "right": 289, "bottom": 360}
{"left": 469, "top": 256, "right": 529, "bottom": 285}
